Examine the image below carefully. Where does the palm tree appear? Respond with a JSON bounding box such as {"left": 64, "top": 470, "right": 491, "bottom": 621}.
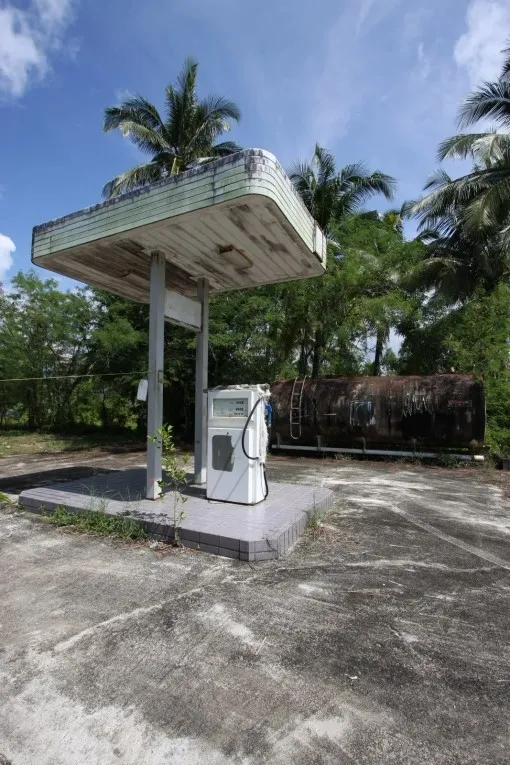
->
{"left": 102, "top": 57, "right": 241, "bottom": 198}
{"left": 406, "top": 167, "right": 509, "bottom": 302}
{"left": 287, "top": 146, "right": 395, "bottom": 377}
{"left": 409, "top": 41, "right": 510, "bottom": 299}
{"left": 288, "top": 144, "right": 396, "bottom": 232}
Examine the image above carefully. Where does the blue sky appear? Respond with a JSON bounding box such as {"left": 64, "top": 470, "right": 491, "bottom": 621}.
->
{"left": 1, "top": 0, "right": 510, "bottom": 288}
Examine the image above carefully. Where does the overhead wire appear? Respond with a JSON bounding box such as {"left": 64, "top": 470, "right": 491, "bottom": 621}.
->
{"left": 0, "top": 371, "right": 146, "bottom": 383}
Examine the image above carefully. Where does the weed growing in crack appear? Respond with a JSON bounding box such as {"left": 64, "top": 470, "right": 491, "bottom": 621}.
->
{"left": 307, "top": 504, "right": 325, "bottom": 538}
{"left": 149, "top": 424, "right": 189, "bottom": 547}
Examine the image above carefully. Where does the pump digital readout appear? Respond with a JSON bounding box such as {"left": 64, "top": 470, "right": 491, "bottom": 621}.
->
{"left": 212, "top": 397, "right": 249, "bottom": 418}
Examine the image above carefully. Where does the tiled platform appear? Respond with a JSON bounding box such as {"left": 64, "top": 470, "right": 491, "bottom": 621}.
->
{"left": 19, "top": 468, "right": 333, "bottom": 561}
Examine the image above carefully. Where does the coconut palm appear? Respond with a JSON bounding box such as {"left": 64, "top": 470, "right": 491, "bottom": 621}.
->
{"left": 288, "top": 144, "right": 396, "bottom": 232}
{"left": 102, "top": 57, "right": 241, "bottom": 198}
{"left": 409, "top": 42, "right": 510, "bottom": 299}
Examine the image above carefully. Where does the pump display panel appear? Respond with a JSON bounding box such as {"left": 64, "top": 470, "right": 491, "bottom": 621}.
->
{"left": 212, "top": 397, "right": 249, "bottom": 418}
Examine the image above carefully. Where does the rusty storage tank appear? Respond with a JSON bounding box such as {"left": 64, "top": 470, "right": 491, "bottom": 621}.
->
{"left": 270, "top": 375, "right": 485, "bottom": 453}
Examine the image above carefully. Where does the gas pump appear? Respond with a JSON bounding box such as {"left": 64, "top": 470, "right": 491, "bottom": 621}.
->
{"left": 206, "top": 385, "right": 270, "bottom": 504}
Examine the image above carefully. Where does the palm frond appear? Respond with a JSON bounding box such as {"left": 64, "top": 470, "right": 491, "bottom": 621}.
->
{"left": 115, "top": 122, "right": 169, "bottom": 155}
{"left": 288, "top": 161, "right": 316, "bottom": 214}
{"left": 462, "top": 175, "right": 510, "bottom": 233}
{"left": 458, "top": 80, "right": 510, "bottom": 128}
{"left": 176, "top": 56, "right": 198, "bottom": 99}
{"left": 313, "top": 145, "right": 337, "bottom": 186}
{"left": 102, "top": 162, "right": 164, "bottom": 198}
{"left": 437, "top": 133, "right": 490, "bottom": 161}
{"left": 358, "top": 171, "right": 396, "bottom": 199}
{"left": 197, "top": 94, "right": 241, "bottom": 124}
{"left": 210, "top": 140, "right": 243, "bottom": 156}
{"left": 103, "top": 96, "right": 164, "bottom": 133}
{"left": 422, "top": 167, "right": 453, "bottom": 192}
{"left": 164, "top": 58, "right": 198, "bottom": 150}
{"left": 500, "top": 41, "right": 510, "bottom": 80}
{"left": 401, "top": 199, "right": 418, "bottom": 219}
{"left": 184, "top": 96, "right": 240, "bottom": 160}
{"left": 335, "top": 169, "right": 395, "bottom": 219}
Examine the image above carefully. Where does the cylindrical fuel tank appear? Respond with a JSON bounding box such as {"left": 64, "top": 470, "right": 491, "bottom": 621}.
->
{"left": 270, "top": 375, "right": 485, "bottom": 450}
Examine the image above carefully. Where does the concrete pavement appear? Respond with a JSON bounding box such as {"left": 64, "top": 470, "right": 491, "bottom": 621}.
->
{"left": 0, "top": 454, "right": 509, "bottom": 764}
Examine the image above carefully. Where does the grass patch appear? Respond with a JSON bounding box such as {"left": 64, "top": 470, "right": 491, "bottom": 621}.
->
{"left": 0, "top": 492, "right": 17, "bottom": 512}
{"left": 0, "top": 428, "right": 143, "bottom": 457}
{"left": 49, "top": 505, "right": 147, "bottom": 541}
{"left": 307, "top": 504, "right": 325, "bottom": 536}
{"left": 435, "top": 453, "right": 463, "bottom": 468}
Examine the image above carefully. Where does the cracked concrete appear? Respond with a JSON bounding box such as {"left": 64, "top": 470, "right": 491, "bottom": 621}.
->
{"left": 0, "top": 453, "right": 509, "bottom": 764}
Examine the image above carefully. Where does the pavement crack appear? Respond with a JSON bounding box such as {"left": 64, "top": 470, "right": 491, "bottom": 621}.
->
{"left": 388, "top": 506, "right": 510, "bottom": 572}
{"left": 52, "top": 585, "right": 207, "bottom": 654}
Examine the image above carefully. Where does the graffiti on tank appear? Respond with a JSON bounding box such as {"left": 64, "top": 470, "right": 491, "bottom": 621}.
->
{"left": 269, "top": 375, "right": 485, "bottom": 449}
{"left": 402, "top": 392, "right": 433, "bottom": 417}
{"left": 350, "top": 400, "right": 376, "bottom": 427}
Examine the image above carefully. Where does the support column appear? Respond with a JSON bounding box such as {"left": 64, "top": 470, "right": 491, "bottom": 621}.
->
{"left": 146, "top": 251, "right": 166, "bottom": 499}
{"left": 194, "top": 278, "right": 209, "bottom": 484}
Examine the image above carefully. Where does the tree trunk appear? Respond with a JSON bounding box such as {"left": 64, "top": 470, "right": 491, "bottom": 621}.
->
{"left": 311, "top": 330, "right": 324, "bottom": 378}
{"left": 373, "top": 330, "right": 384, "bottom": 376}
{"left": 298, "top": 342, "right": 308, "bottom": 377}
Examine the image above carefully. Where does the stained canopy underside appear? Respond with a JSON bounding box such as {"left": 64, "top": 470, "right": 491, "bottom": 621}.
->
{"left": 32, "top": 149, "right": 326, "bottom": 301}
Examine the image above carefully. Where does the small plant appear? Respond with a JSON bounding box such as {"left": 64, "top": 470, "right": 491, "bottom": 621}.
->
{"left": 333, "top": 452, "right": 352, "bottom": 462}
{"left": 149, "top": 424, "right": 189, "bottom": 546}
{"left": 49, "top": 505, "right": 147, "bottom": 540}
{"left": 436, "top": 453, "right": 461, "bottom": 469}
{"left": 307, "top": 504, "right": 325, "bottom": 537}
{"left": 0, "top": 492, "right": 15, "bottom": 506}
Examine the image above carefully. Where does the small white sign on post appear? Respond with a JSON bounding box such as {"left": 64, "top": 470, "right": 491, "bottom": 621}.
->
{"left": 164, "top": 290, "right": 202, "bottom": 332}
{"left": 136, "top": 378, "right": 148, "bottom": 402}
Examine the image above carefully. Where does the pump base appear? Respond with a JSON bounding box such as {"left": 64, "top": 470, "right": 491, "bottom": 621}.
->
{"left": 20, "top": 467, "right": 334, "bottom": 561}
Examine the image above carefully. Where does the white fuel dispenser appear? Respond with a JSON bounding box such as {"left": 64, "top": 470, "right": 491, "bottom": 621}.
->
{"left": 206, "top": 385, "right": 270, "bottom": 504}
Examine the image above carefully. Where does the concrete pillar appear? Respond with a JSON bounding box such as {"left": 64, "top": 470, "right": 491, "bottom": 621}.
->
{"left": 194, "top": 278, "right": 209, "bottom": 484}
{"left": 146, "top": 251, "right": 166, "bottom": 499}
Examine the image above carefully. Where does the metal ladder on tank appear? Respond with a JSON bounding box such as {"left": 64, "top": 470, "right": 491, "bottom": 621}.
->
{"left": 289, "top": 376, "right": 307, "bottom": 440}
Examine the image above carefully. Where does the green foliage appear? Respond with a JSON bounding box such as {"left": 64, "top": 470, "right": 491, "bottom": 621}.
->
{"left": 306, "top": 504, "right": 326, "bottom": 538}
{"left": 0, "top": 272, "right": 97, "bottom": 429}
{"left": 0, "top": 427, "right": 141, "bottom": 457}
{"left": 151, "top": 424, "right": 189, "bottom": 545}
{"left": 397, "top": 285, "right": 510, "bottom": 454}
{"left": 408, "top": 42, "right": 510, "bottom": 303}
{"left": 49, "top": 505, "right": 147, "bottom": 540}
{"left": 5, "top": 40, "right": 510, "bottom": 465}
{"left": 289, "top": 144, "right": 395, "bottom": 232}
{"left": 0, "top": 274, "right": 146, "bottom": 432}
{"left": 102, "top": 57, "right": 241, "bottom": 197}
{"left": 436, "top": 454, "right": 462, "bottom": 469}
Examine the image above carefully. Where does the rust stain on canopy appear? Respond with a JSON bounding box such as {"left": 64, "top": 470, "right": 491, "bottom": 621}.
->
{"left": 31, "top": 149, "right": 327, "bottom": 301}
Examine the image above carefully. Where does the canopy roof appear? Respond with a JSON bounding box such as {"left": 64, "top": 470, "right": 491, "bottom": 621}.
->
{"left": 32, "top": 149, "right": 326, "bottom": 301}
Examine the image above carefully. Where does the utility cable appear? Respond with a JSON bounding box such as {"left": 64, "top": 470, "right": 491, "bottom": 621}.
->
{"left": 0, "top": 371, "right": 146, "bottom": 383}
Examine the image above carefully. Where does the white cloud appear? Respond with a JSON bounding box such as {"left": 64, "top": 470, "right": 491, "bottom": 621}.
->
{"left": 0, "top": 0, "right": 75, "bottom": 98}
{"left": 356, "top": 0, "right": 376, "bottom": 35}
{"left": 454, "top": 0, "right": 510, "bottom": 86}
{"left": 0, "top": 234, "right": 15, "bottom": 283}
{"left": 34, "top": 0, "right": 72, "bottom": 26}
{"left": 417, "top": 42, "right": 432, "bottom": 81}
{"left": 114, "top": 88, "right": 134, "bottom": 103}
{"left": 356, "top": 0, "right": 403, "bottom": 36}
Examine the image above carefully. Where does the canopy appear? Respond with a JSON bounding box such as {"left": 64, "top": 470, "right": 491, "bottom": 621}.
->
{"left": 32, "top": 149, "right": 326, "bottom": 301}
